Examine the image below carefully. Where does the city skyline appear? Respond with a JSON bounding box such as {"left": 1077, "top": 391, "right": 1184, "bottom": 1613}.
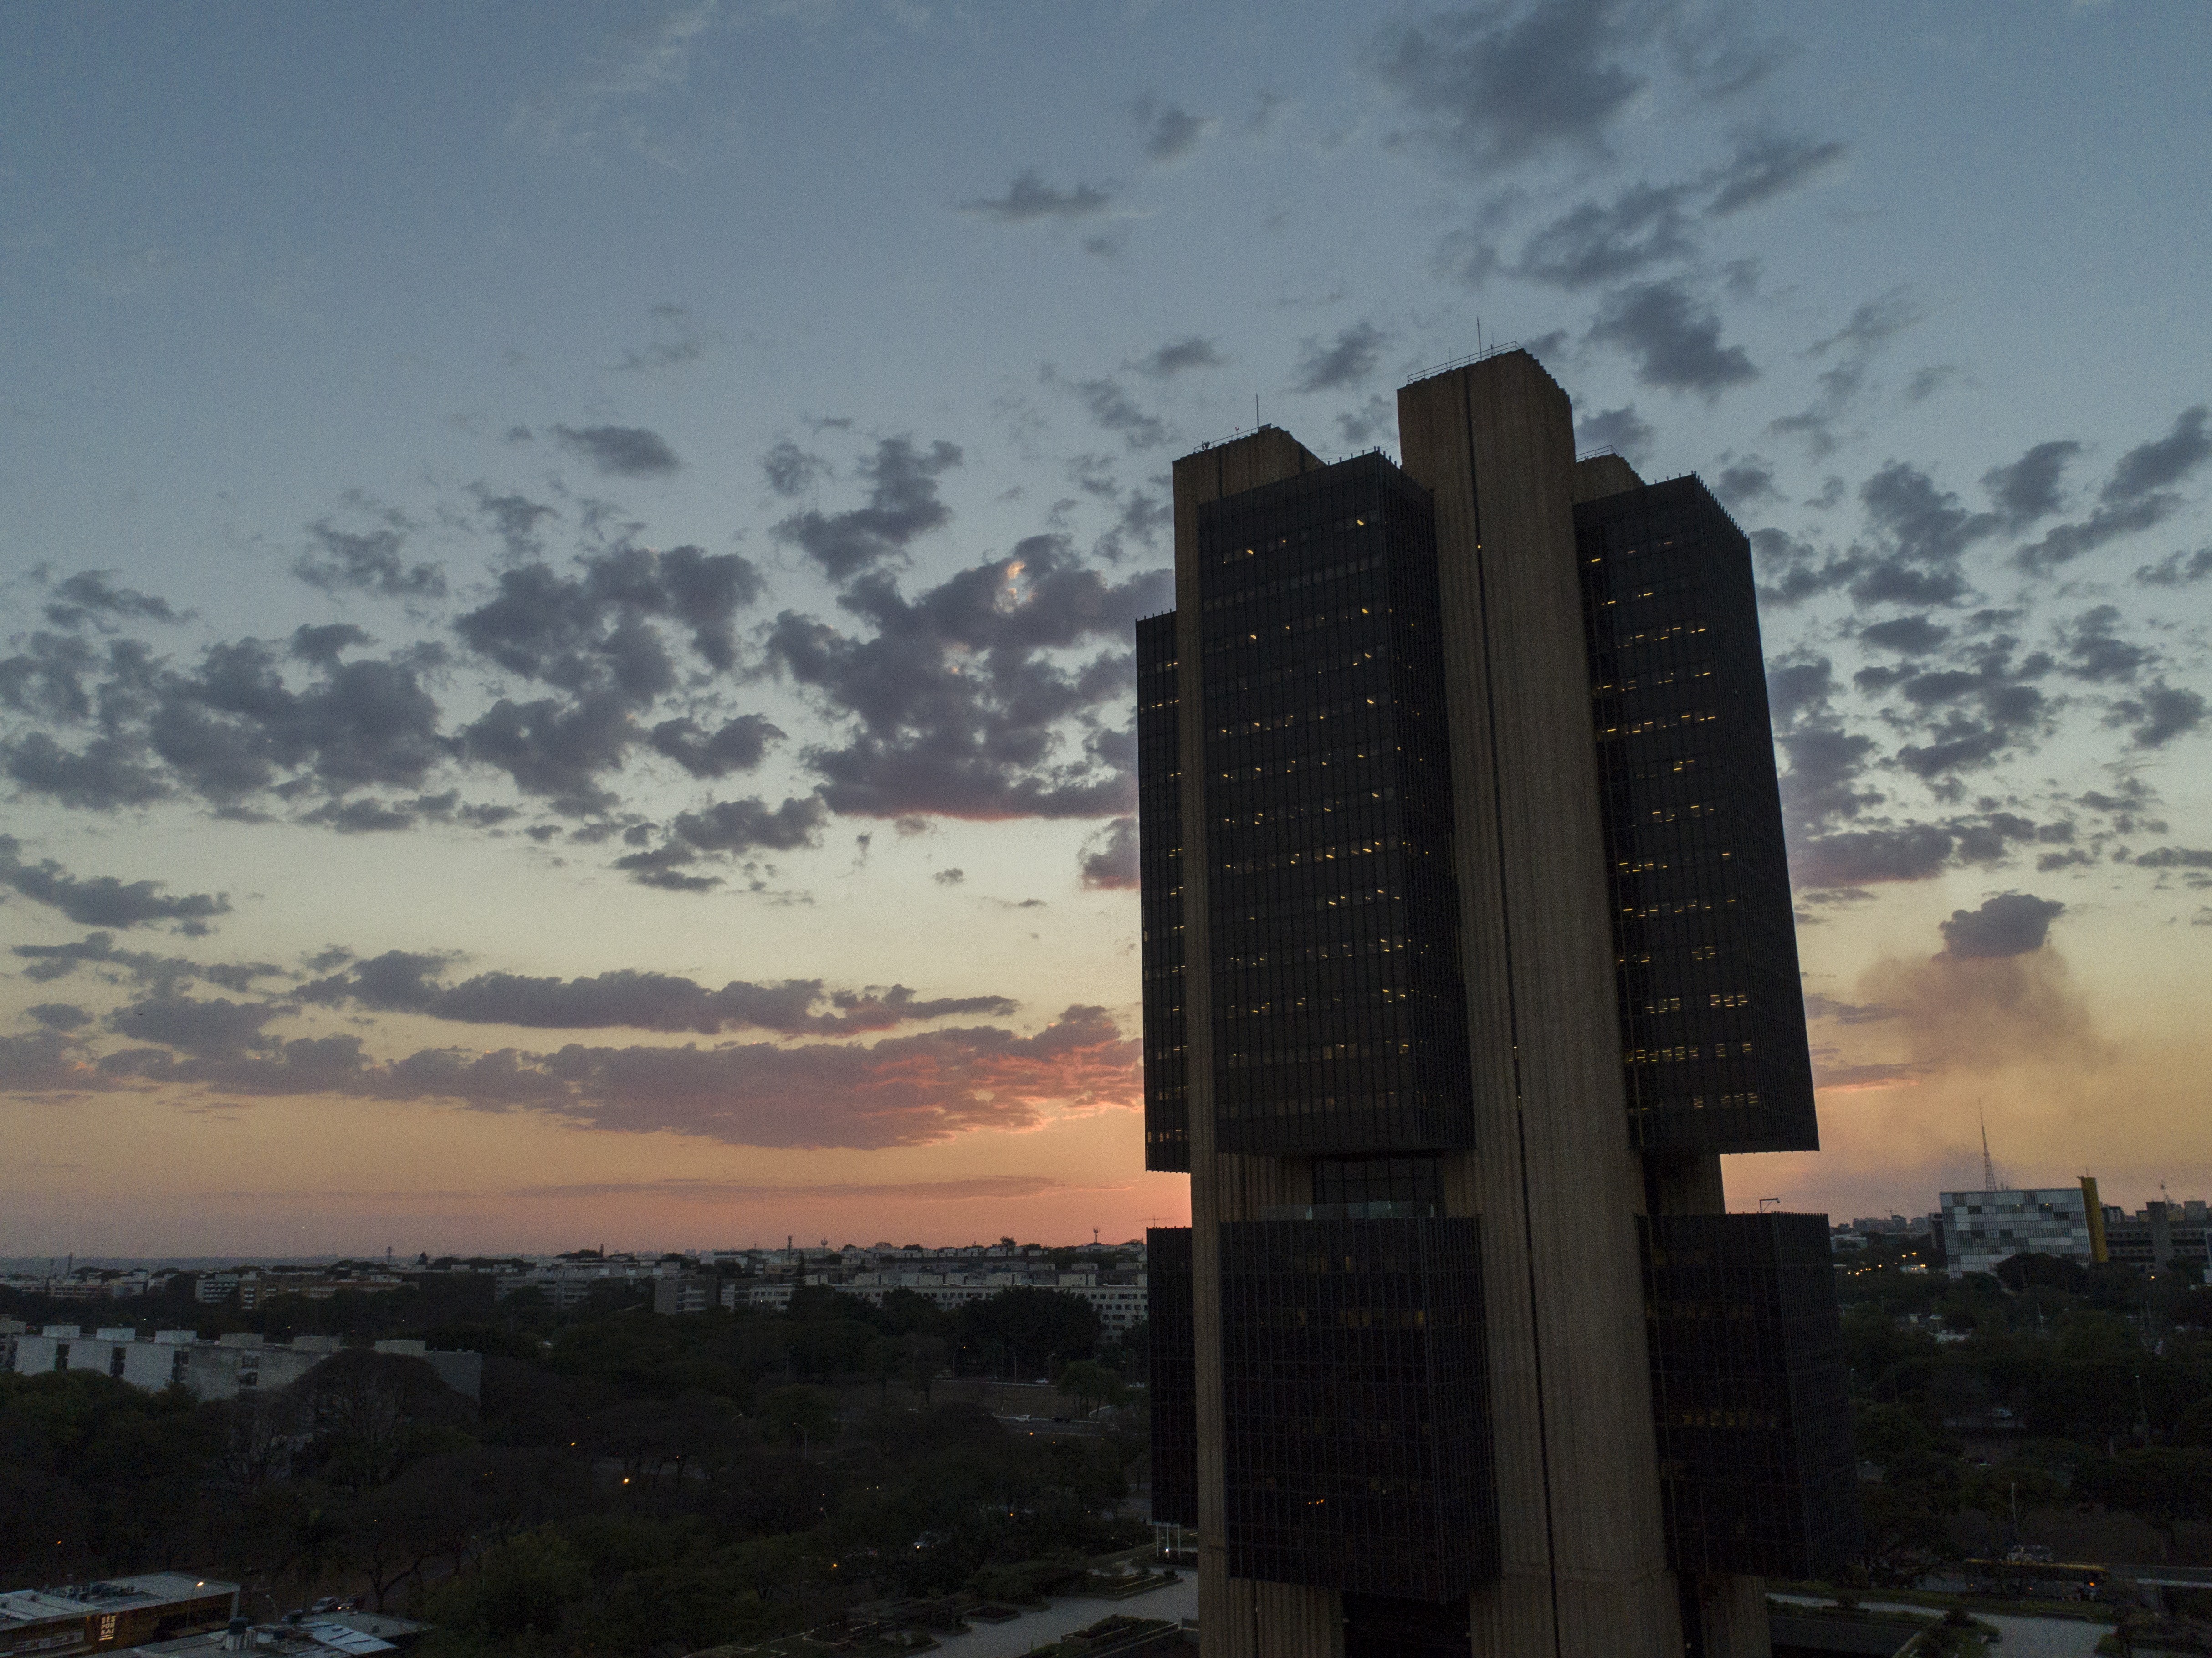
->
{"left": 3, "top": 2, "right": 2210, "bottom": 1255}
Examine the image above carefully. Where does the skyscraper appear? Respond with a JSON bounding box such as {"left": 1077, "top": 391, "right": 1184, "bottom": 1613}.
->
{"left": 1140, "top": 350, "right": 1856, "bottom": 1658}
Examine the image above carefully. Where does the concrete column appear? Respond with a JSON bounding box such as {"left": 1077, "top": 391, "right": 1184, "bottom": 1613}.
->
{"left": 1398, "top": 352, "right": 1679, "bottom": 1657}
{"left": 1171, "top": 430, "right": 1337, "bottom": 1658}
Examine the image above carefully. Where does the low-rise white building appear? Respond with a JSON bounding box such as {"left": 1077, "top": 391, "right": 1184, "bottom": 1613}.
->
{"left": 4, "top": 1329, "right": 482, "bottom": 1401}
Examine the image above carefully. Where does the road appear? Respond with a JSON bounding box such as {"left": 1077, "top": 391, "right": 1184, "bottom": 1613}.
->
{"left": 922, "top": 1577, "right": 1197, "bottom": 1658}
{"left": 1771, "top": 1595, "right": 2106, "bottom": 1658}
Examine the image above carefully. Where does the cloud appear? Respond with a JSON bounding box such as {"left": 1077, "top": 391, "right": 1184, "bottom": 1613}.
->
{"left": 762, "top": 438, "right": 828, "bottom": 498}
{"left": 41, "top": 571, "right": 183, "bottom": 630}
{"left": 508, "top": 1173, "right": 1111, "bottom": 1203}
{"left": 1790, "top": 808, "right": 2075, "bottom": 893}
{"left": 2016, "top": 406, "right": 2211, "bottom": 573}
{"left": 1054, "top": 374, "right": 1169, "bottom": 450}
{"left": 2129, "top": 845, "right": 2212, "bottom": 872}
{"left": 2054, "top": 604, "right": 2151, "bottom": 683}
{"left": 0, "top": 836, "right": 229, "bottom": 930}
{"left": 4, "top": 628, "right": 456, "bottom": 814}
{"left": 613, "top": 793, "right": 831, "bottom": 888}
{"left": 460, "top": 694, "right": 632, "bottom": 815}
{"left": 1853, "top": 942, "right": 2104, "bottom": 1077}
{"left": 11, "top": 931, "right": 287, "bottom": 995}
{"left": 1765, "top": 288, "right": 1921, "bottom": 457}
{"left": 1133, "top": 95, "right": 1215, "bottom": 164}
{"left": 1135, "top": 336, "right": 1224, "bottom": 378}
{"left": 467, "top": 486, "right": 560, "bottom": 561}
{"left": 0, "top": 1029, "right": 91, "bottom": 1093}
{"left": 456, "top": 541, "right": 761, "bottom": 695}
{"left": 2104, "top": 680, "right": 2206, "bottom": 749}
{"left": 1373, "top": 0, "right": 1649, "bottom": 169}
{"left": 1290, "top": 322, "right": 1389, "bottom": 394}
{"left": 1846, "top": 459, "right": 1999, "bottom": 605}
{"left": 295, "top": 505, "right": 446, "bottom": 599}
{"left": 2134, "top": 548, "right": 2212, "bottom": 587}
{"left": 26, "top": 1002, "right": 93, "bottom": 1030}
{"left": 1982, "top": 439, "right": 2079, "bottom": 527}
{"left": 1904, "top": 364, "right": 1965, "bottom": 404}
{"left": 1575, "top": 404, "right": 1654, "bottom": 466}
{"left": 1939, "top": 891, "right": 2064, "bottom": 958}
{"left": 553, "top": 424, "right": 682, "bottom": 478}
{"left": 1802, "top": 993, "right": 1897, "bottom": 1026}
{"left": 1858, "top": 615, "right": 1950, "bottom": 655}
{"left": 764, "top": 534, "right": 1167, "bottom": 821}
{"left": 932, "top": 867, "right": 966, "bottom": 886}
{"left": 645, "top": 712, "right": 782, "bottom": 779}
{"left": 1078, "top": 816, "right": 1138, "bottom": 889}
{"left": 1710, "top": 455, "right": 1777, "bottom": 510}
{"left": 1515, "top": 182, "right": 1695, "bottom": 289}
{"left": 507, "top": 1, "right": 720, "bottom": 155}
{"left": 1336, "top": 395, "right": 1398, "bottom": 451}
{"left": 611, "top": 303, "right": 708, "bottom": 373}
{"left": 2103, "top": 403, "right": 2212, "bottom": 501}
{"left": 772, "top": 435, "right": 963, "bottom": 580}
{"left": 106, "top": 993, "right": 293, "bottom": 1059}
{"left": 43, "top": 1005, "right": 1139, "bottom": 1152}
{"left": 1588, "top": 279, "right": 1756, "bottom": 396}
{"left": 0, "top": 632, "right": 101, "bottom": 724}
{"left": 300, "top": 952, "right": 1014, "bottom": 1034}
{"left": 1704, "top": 127, "right": 1846, "bottom": 215}
{"left": 957, "top": 171, "right": 1114, "bottom": 223}
{"left": 668, "top": 794, "right": 828, "bottom": 853}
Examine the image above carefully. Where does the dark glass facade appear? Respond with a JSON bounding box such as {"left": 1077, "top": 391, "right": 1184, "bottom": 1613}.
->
{"left": 1137, "top": 612, "right": 1189, "bottom": 1172}
{"left": 1197, "top": 454, "right": 1473, "bottom": 1156}
{"left": 1219, "top": 1216, "right": 1496, "bottom": 1599}
{"left": 1639, "top": 1212, "right": 1860, "bottom": 1577}
{"left": 1343, "top": 1593, "right": 1472, "bottom": 1657}
{"left": 1146, "top": 1225, "right": 1197, "bottom": 1528}
{"left": 1576, "top": 476, "right": 1818, "bottom": 1154}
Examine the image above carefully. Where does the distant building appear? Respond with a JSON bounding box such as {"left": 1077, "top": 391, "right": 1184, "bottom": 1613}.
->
{"left": 652, "top": 1275, "right": 715, "bottom": 1316}
{"left": 0, "top": 1574, "right": 236, "bottom": 1654}
{"left": 193, "top": 1268, "right": 405, "bottom": 1309}
{"left": 1938, "top": 1187, "right": 2096, "bottom": 1279}
{"left": 140, "top": 1610, "right": 429, "bottom": 1656}
{"left": 3, "top": 1330, "right": 481, "bottom": 1402}
{"left": 2104, "top": 1199, "right": 2211, "bottom": 1278}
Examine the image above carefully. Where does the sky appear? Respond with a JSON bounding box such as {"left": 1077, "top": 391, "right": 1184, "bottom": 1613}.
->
{"left": 2, "top": 0, "right": 2208, "bottom": 1257}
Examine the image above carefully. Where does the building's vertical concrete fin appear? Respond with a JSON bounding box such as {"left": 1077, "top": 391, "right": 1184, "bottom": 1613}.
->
{"left": 1398, "top": 350, "right": 1679, "bottom": 1657}
{"left": 1169, "top": 427, "right": 1336, "bottom": 1658}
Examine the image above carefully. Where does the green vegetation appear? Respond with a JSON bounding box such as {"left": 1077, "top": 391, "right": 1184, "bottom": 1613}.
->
{"left": 0, "top": 1279, "right": 1150, "bottom": 1658}
{"left": 1830, "top": 1238, "right": 2212, "bottom": 1595}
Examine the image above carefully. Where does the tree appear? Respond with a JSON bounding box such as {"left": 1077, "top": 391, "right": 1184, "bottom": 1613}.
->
{"left": 754, "top": 1385, "right": 837, "bottom": 1458}
{"left": 957, "top": 1287, "right": 1100, "bottom": 1379}
{"left": 1996, "top": 1252, "right": 2089, "bottom": 1294}
{"left": 898, "top": 1333, "right": 949, "bottom": 1405}
{"left": 286, "top": 1349, "right": 473, "bottom": 1492}
{"left": 1055, "top": 1361, "right": 1127, "bottom": 1417}
{"left": 2073, "top": 1450, "right": 2212, "bottom": 1557}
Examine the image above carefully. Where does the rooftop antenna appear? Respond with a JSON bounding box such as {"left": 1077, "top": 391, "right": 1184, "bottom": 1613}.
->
{"left": 1980, "top": 1103, "right": 1999, "bottom": 1193}
{"left": 1255, "top": 393, "right": 1261, "bottom": 430}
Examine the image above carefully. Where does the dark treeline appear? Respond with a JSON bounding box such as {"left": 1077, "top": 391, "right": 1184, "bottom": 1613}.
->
{"left": 1835, "top": 1238, "right": 2212, "bottom": 1588}
{"left": 0, "top": 1280, "right": 1152, "bottom": 1658}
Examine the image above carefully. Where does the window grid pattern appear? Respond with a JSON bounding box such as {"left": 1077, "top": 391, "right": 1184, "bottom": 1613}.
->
{"left": 1219, "top": 1217, "right": 1496, "bottom": 1598}
{"left": 1147, "top": 1225, "right": 1197, "bottom": 1527}
{"left": 1137, "top": 612, "right": 1189, "bottom": 1172}
{"left": 1639, "top": 1212, "right": 1861, "bottom": 1577}
{"left": 1198, "top": 455, "right": 1474, "bottom": 1156}
{"left": 1575, "top": 477, "right": 1819, "bottom": 1153}
{"left": 1311, "top": 1154, "right": 1444, "bottom": 1218}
